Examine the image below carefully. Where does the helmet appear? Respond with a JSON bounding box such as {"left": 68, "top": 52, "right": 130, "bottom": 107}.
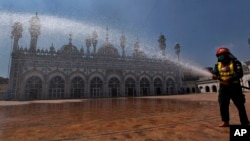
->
{"left": 216, "top": 47, "right": 231, "bottom": 56}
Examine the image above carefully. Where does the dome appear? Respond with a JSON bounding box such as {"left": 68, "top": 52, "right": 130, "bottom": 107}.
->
{"left": 58, "top": 34, "right": 79, "bottom": 54}
{"left": 59, "top": 42, "right": 79, "bottom": 54}
{"left": 97, "top": 41, "right": 119, "bottom": 57}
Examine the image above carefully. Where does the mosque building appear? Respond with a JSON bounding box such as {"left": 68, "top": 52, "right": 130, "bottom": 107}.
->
{"left": 7, "top": 14, "right": 197, "bottom": 100}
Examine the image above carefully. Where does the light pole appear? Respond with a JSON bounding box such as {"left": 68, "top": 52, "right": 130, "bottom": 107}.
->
{"left": 248, "top": 38, "right": 250, "bottom": 48}
{"left": 174, "top": 42, "right": 183, "bottom": 94}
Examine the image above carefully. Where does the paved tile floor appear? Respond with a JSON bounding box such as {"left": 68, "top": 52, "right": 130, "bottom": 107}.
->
{"left": 0, "top": 92, "right": 249, "bottom": 141}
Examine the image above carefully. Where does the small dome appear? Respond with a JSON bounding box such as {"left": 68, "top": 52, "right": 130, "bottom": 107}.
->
{"left": 59, "top": 34, "right": 79, "bottom": 54}
{"left": 133, "top": 50, "right": 147, "bottom": 58}
{"left": 97, "top": 41, "right": 119, "bottom": 57}
{"left": 59, "top": 43, "right": 79, "bottom": 54}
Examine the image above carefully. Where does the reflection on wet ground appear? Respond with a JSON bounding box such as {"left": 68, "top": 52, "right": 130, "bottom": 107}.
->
{"left": 0, "top": 94, "right": 246, "bottom": 141}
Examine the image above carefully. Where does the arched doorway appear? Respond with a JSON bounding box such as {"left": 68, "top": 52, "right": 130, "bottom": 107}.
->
{"left": 205, "top": 86, "right": 210, "bottom": 92}
{"left": 166, "top": 78, "right": 175, "bottom": 95}
{"left": 192, "top": 87, "right": 196, "bottom": 93}
{"left": 154, "top": 78, "right": 162, "bottom": 95}
{"left": 125, "top": 77, "right": 136, "bottom": 97}
{"left": 140, "top": 77, "right": 150, "bottom": 96}
{"left": 90, "top": 77, "right": 103, "bottom": 97}
{"left": 70, "top": 76, "right": 84, "bottom": 98}
{"left": 108, "top": 77, "right": 120, "bottom": 97}
{"left": 24, "top": 76, "right": 42, "bottom": 100}
{"left": 212, "top": 85, "right": 217, "bottom": 92}
{"left": 49, "top": 76, "right": 65, "bottom": 99}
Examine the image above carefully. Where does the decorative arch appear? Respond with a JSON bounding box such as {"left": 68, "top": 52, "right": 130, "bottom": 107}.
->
{"left": 88, "top": 72, "right": 105, "bottom": 83}
{"left": 140, "top": 77, "right": 150, "bottom": 96}
{"left": 124, "top": 74, "right": 136, "bottom": 82}
{"left": 22, "top": 69, "right": 45, "bottom": 82}
{"left": 205, "top": 86, "right": 210, "bottom": 92}
{"left": 153, "top": 74, "right": 163, "bottom": 80}
{"left": 24, "top": 76, "right": 43, "bottom": 100}
{"left": 69, "top": 71, "right": 86, "bottom": 82}
{"left": 212, "top": 85, "right": 217, "bottom": 92}
{"left": 107, "top": 74, "right": 121, "bottom": 83}
{"left": 48, "top": 70, "right": 66, "bottom": 82}
{"left": 166, "top": 77, "right": 175, "bottom": 95}
{"left": 192, "top": 87, "right": 196, "bottom": 93}
{"left": 125, "top": 77, "right": 136, "bottom": 97}
{"left": 70, "top": 76, "right": 85, "bottom": 98}
{"left": 22, "top": 70, "right": 45, "bottom": 100}
{"left": 90, "top": 76, "right": 104, "bottom": 97}
{"left": 139, "top": 74, "right": 151, "bottom": 82}
{"left": 48, "top": 76, "right": 65, "bottom": 99}
{"left": 108, "top": 77, "right": 120, "bottom": 97}
{"left": 154, "top": 77, "right": 163, "bottom": 95}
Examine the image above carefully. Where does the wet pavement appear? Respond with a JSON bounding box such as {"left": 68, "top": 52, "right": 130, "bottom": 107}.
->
{"left": 0, "top": 93, "right": 249, "bottom": 141}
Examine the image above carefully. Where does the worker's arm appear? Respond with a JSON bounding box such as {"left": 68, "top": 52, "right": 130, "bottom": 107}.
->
{"left": 230, "top": 60, "right": 243, "bottom": 81}
{"left": 212, "top": 64, "right": 219, "bottom": 80}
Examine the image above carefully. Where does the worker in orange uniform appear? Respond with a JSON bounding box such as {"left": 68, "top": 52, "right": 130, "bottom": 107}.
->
{"left": 212, "top": 47, "right": 249, "bottom": 127}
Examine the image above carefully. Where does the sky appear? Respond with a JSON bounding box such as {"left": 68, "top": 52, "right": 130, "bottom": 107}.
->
{"left": 0, "top": 0, "right": 250, "bottom": 78}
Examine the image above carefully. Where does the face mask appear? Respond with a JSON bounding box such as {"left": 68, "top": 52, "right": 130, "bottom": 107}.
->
{"left": 217, "top": 55, "right": 225, "bottom": 61}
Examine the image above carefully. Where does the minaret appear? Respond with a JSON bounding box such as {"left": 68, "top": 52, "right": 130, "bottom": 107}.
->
{"left": 133, "top": 38, "right": 140, "bottom": 57}
{"left": 120, "top": 32, "right": 126, "bottom": 57}
{"left": 105, "top": 27, "right": 109, "bottom": 42}
{"left": 68, "top": 33, "right": 72, "bottom": 45}
{"left": 158, "top": 33, "right": 166, "bottom": 57}
{"left": 29, "top": 12, "right": 41, "bottom": 52}
{"left": 91, "top": 30, "right": 98, "bottom": 55}
{"left": 174, "top": 42, "right": 181, "bottom": 61}
{"left": 134, "top": 38, "right": 139, "bottom": 53}
{"left": 11, "top": 22, "right": 23, "bottom": 52}
{"left": 174, "top": 42, "right": 182, "bottom": 93}
{"left": 85, "top": 35, "right": 91, "bottom": 56}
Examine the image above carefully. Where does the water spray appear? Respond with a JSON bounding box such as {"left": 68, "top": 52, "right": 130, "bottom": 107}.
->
{"left": 0, "top": 11, "right": 213, "bottom": 79}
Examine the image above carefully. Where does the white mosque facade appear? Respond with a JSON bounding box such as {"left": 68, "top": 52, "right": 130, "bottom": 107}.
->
{"left": 8, "top": 14, "right": 187, "bottom": 100}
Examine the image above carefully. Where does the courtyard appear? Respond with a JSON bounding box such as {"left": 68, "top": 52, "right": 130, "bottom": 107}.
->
{"left": 0, "top": 92, "right": 249, "bottom": 141}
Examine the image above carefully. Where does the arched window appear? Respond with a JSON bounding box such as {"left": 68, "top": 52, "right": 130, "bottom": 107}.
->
{"left": 49, "top": 76, "right": 64, "bottom": 99}
{"left": 90, "top": 77, "right": 103, "bottom": 97}
{"left": 186, "top": 88, "right": 190, "bottom": 93}
{"left": 140, "top": 77, "right": 150, "bottom": 96}
{"left": 108, "top": 77, "right": 120, "bottom": 97}
{"left": 24, "top": 76, "right": 42, "bottom": 100}
{"left": 70, "top": 77, "right": 84, "bottom": 98}
{"left": 154, "top": 78, "right": 162, "bottom": 95}
{"left": 166, "top": 78, "right": 175, "bottom": 95}
{"left": 205, "top": 86, "right": 210, "bottom": 92}
{"left": 125, "top": 77, "right": 136, "bottom": 97}
{"left": 212, "top": 85, "right": 217, "bottom": 92}
{"left": 192, "top": 87, "right": 196, "bottom": 93}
